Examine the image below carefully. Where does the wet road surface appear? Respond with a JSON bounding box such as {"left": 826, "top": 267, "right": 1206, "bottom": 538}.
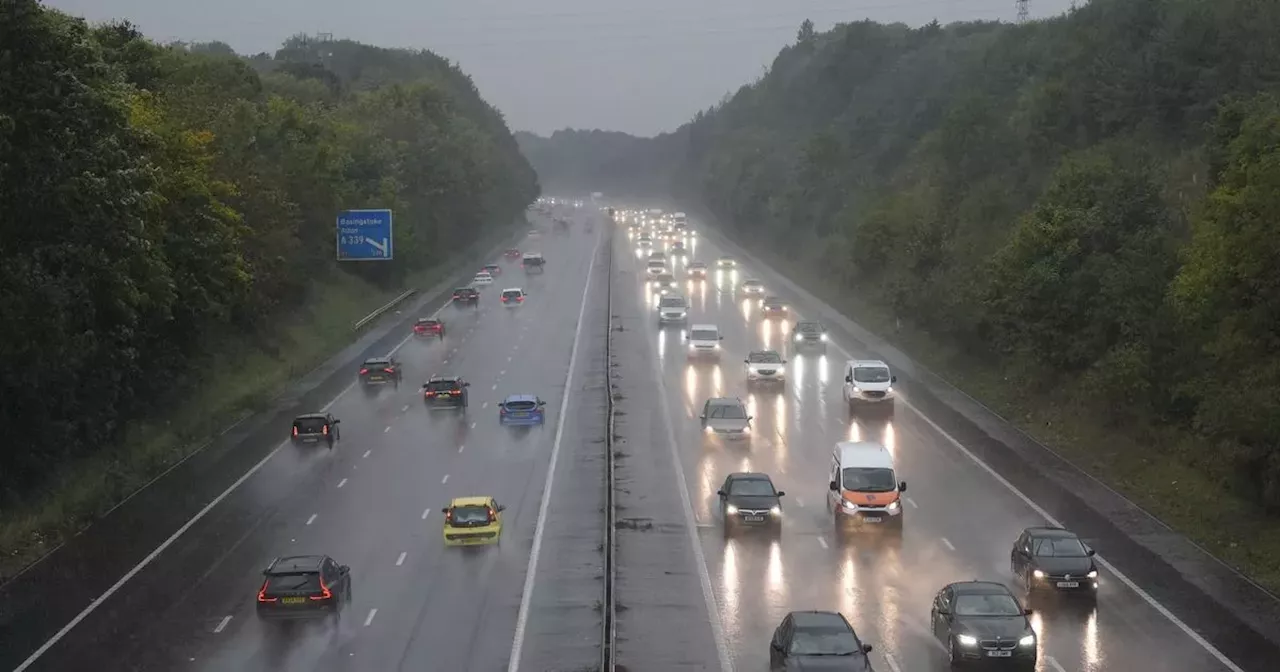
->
{"left": 2, "top": 216, "right": 608, "bottom": 672}
{"left": 611, "top": 226, "right": 1280, "bottom": 672}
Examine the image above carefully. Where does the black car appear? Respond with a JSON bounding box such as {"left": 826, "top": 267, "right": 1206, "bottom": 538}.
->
{"left": 359, "top": 356, "right": 402, "bottom": 387}
{"left": 717, "top": 472, "right": 785, "bottom": 535}
{"left": 453, "top": 287, "right": 480, "bottom": 306}
{"left": 256, "top": 555, "right": 352, "bottom": 622}
{"left": 291, "top": 413, "right": 340, "bottom": 448}
{"left": 792, "top": 320, "right": 828, "bottom": 353}
{"left": 762, "top": 296, "right": 789, "bottom": 318}
{"left": 769, "top": 610, "right": 875, "bottom": 671}
{"left": 930, "top": 581, "right": 1037, "bottom": 670}
{"left": 423, "top": 375, "right": 470, "bottom": 409}
{"left": 1011, "top": 527, "right": 1098, "bottom": 599}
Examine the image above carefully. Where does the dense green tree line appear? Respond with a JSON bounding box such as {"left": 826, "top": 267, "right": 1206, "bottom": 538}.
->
{"left": 0, "top": 0, "right": 538, "bottom": 497}
{"left": 526, "top": 0, "right": 1280, "bottom": 512}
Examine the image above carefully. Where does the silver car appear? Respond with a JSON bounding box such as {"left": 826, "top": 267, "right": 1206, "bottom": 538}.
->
{"left": 699, "top": 397, "right": 752, "bottom": 441}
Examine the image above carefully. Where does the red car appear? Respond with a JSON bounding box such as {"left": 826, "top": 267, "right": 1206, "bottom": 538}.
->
{"left": 504, "top": 249, "right": 521, "bottom": 260}
{"left": 413, "top": 318, "right": 445, "bottom": 337}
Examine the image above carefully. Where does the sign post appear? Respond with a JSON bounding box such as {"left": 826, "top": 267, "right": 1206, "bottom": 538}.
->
{"left": 336, "top": 209, "right": 394, "bottom": 261}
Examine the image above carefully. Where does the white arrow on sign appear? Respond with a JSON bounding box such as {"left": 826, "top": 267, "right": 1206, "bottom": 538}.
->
{"left": 366, "top": 238, "right": 389, "bottom": 257}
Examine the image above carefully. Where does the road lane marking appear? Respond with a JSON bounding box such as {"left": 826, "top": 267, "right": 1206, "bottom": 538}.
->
{"left": 213, "top": 615, "right": 232, "bottom": 634}
{"left": 362, "top": 449, "right": 371, "bottom": 459}
{"left": 942, "top": 537, "right": 955, "bottom": 551}
{"left": 458, "top": 445, "right": 465, "bottom": 453}
{"left": 363, "top": 609, "right": 377, "bottom": 627}
{"left": 482, "top": 402, "right": 489, "bottom": 409}
{"left": 402, "top": 404, "right": 409, "bottom": 412}
{"left": 396, "top": 552, "right": 407, "bottom": 567}
{"left": 443, "top": 359, "right": 449, "bottom": 364}
{"left": 906, "top": 497, "right": 918, "bottom": 508}
{"left": 1046, "top": 657, "right": 1066, "bottom": 672}
{"left": 508, "top": 356, "right": 513, "bottom": 362}
{"left": 817, "top": 536, "right": 829, "bottom": 549}
{"left": 337, "top": 478, "right": 347, "bottom": 489}
{"left": 422, "top": 508, "right": 431, "bottom": 520}
{"left": 470, "top": 421, "right": 477, "bottom": 429}
{"left": 794, "top": 497, "right": 804, "bottom": 508}
{"left": 884, "top": 653, "right": 902, "bottom": 672}
{"left": 442, "top": 474, "right": 449, "bottom": 484}
{"left": 451, "top": 348, "right": 458, "bottom": 354}
{"left": 306, "top": 514, "right": 317, "bottom": 526}
{"left": 500, "top": 369, "right": 506, "bottom": 376}
{"left": 509, "top": 231, "right": 601, "bottom": 672}
{"left": 383, "top": 426, "right": 391, "bottom": 433}
{"left": 492, "top": 384, "right": 498, "bottom": 390}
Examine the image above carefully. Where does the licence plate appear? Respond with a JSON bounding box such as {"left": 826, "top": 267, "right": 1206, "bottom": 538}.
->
{"left": 280, "top": 597, "right": 306, "bottom": 605}
{"left": 862, "top": 516, "right": 883, "bottom": 523}
{"left": 1056, "top": 581, "right": 1079, "bottom": 588}
{"left": 368, "top": 376, "right": 384, "bottom": 381}
{"left": 986, "top": 650, "right": 1012, "bottom": 658}
{"left": 744, "top": 515, "right": 765, "bottom": 522}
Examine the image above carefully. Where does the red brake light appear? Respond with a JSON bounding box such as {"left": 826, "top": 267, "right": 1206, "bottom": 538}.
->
{"left": 292, "top": 426, "right": 298, "bottom": 437}
{"left": 322, "top": 424, "right": 329, "bottom": 435}
{"left": 257, "top": 580, "right": 277, "bottom": 603}
{"left": 517, "top": 296, "right": 524, "bottom": 302}
{"left": 384, "top": 368, "right": 395, "bottom": 374}
{"left": 311, "top": 575, "right": 332, "bottom": 601}
{"left": 359, "top": 368, "right": 369, "bottom": 375}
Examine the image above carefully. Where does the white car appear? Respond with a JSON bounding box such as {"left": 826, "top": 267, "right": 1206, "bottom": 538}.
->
{"left": 698, "top": 397, "right": 751, "bottom": 441}
{"left": 716, "top": 256, "right": 737, "bottom": 269}
{"left": 473, "top": 271, "right": 494, "bottom": 286}
{"left": 686, "top": 324, "right": 723, "bottom": 359}
{"left": 842, "top": 359, "right": 897, "bottom": 413}
{"left": 657, "top": 295, "right": 688, "bottom": 324}
{"left": 637, "top": 235, "right": 653, "bottom": 248}
{"left": 501, "top": 287, "right": 526, "bottom": 307}
{"left": 742, "top": 279, "right": 765, "bottom": 295}
{"left": 745, "top": 350, "right": 786, "bottom": 386}
{"left": 645, "top": 259, "right": 667, "bottom": 277}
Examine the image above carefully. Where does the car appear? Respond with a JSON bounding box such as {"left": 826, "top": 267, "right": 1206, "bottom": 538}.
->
{"left": 792, "top": 320, "right": 828, "bottom": 353}
{"left": 761, "top": 296, "right": 789, "bottom": 318}
{"left": 359, "top": 356, "right": 402, "bottom": 387}
{"left": 452, "top": 287, "right": 480, "bottom": 306}
{"left": 645, "top": 259, "right": 667, "bottom": 276}
{"left": 650, "top": 273, "right": 677, "bottom": 294}
{"left": 716, "top": 256, "right": 737, "bottom": 268}
{"left": 686, "top": 324, "right": 724, "bottom": 359}
{"left": 648, "top": 250, "right": 667, "bottom": 262}
{"left": 441, "top": 497, "right": 505, "bottom": 546}
{"left": 256, "top": 555, "right": 352, "bottom": 622}
{"left": 698, "top": 397, "right": 752, "bottom": 441}
{"left": 291, "top": 413, "right": 340, "bottom": 448}
{"left": 688, "top": 261, "right": 708, "bottom": 278}
{"left": 522, "top": 253, "right": 545, "bottom": 274}
{"left": 717, "top": 472, "right": 784, "bottom": 535}
{"left": 745, "top": 350, "right": 786, "bottom": 386}
{"left": 423, "top": 375, "right": 470, "bottom": 409}
{"left": 637, "top": 235, "right": 653, "bottom": 248}
{"left": 930, "top": 581, "right": 1037, "bottom": 670}
{"left": 504, "top": 248, "right": 522, "bottom": 259}
{"left": 499, "top": 394, "right": 547, "bottom": 425}
{"left": 1010, "top": 527, "right": 1099, "bottom": 599}
{"left": 670, "top": 240, "right": 687, "bottom": 257}
{"left": 473, "top": 270, "right": 494, "bottom": 286}
{"left": 501, "top": 287, "right": 527, "bottom": 306}
{"left": 769, "top": 610, "right": 874, "bottom": 671}
{"left": 742, "top": 279, "right": 766, "bottom": 295}
{"left": 842, "top": 359, "right": 897, "bottom": 413}
{"left": 481, "top": 263, "right": 502, "bottom": 276}
{"left": 412, "top": 317, "right": 445, "bottom": 337}
{"left": 657, "top": 295, "right": 689, "bottom": 324}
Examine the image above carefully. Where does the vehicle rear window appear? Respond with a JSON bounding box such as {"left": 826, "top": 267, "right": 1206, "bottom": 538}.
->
{"left": 364, "top": 360, "right": 390, "bottom": 368}
{"left": 708, "top": 404, "right": 747, "bottom": 419}
{"left": 450, "top": 505, "right": 491, "bottom": 525}
{"left": 505, "top": 400, "right": 537, "bottom": 411}
{"left": 426, "top": 380, "right": 459, "bottom": 392}
{"left": 748, "top": 352, "right": 782, "bottom": 363}
{"left": 853, "top": 367, "right": 891, "bottom": 383}
{"left": 454, "top": 288, "right": 473, "bottom": 294}
{"left": 690, "top": 329, "right": 718, "bottom": 340}
{"left": 265, "top": 572, "right": 320, "bottom": 593}
{"left": 294, "top": 418, "right": 326, "bottom": 433}
{"left": 502, "top": 290, "right": 523, "bottom": 299}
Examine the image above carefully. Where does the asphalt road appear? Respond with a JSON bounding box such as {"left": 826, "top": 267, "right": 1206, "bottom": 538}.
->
{"left": 613, "top": 226, "right": 1280, "bottom": 672}
{"left": 2, "top": 213, "right": 608, "bottom": 672}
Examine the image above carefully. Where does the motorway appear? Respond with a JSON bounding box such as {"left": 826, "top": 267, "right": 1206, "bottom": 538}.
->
{"left": 1, "top": 214, "right": 608, "bottom": 672}
{"left": 612, "top": 224, "right": 1277, "bottom": 672}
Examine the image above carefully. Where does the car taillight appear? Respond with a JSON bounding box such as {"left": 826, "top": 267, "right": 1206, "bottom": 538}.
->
{"left": 359, "top": 368, "right": 369, "bottom": 375}
{"left": 517, "top": 296, "right": 524, "bottom": 302}
{"left": 499, "top": 406, "right": 506, "bottom": 414}
{"left": 257, "top": 580, "right": 276, "bottom": 603}
{"left": 445, "top": 509, "right": 453, "bottom": 522}
{"left": 502, "top": 296, "right": 509, "bottom": 302}
{"left": 292, "top": 426, "right": 298, "bottom": 437}
{"left": 311, "top": 576, "right": 332, "bottom": 601}
{"left": 425, "top": 391, "right": 436, "bottom": 397}
{"left": 322, "top": 425, "right": 329, "bottom": 435}
{"left": 384, "top": 368, "right": 395, "bottom": 374}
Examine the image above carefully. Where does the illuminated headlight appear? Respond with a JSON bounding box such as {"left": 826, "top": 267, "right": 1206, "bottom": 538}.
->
{"left": 741, "top": 425, "right": 751, "bottom": 434}
{"left": 841, "top": 499, "right": 857, "bottom": 510}
{"left": 703, "top": 425, "right": 713, "bottom": 433}
{"left": 795, "top": 334, "right": 803, "bottom": 342}
{"left": 886, "top": 500, "right": 900, "bottom": 511}
{"left": 776, "top": 366, "right": 785, "bottom": 375}
{"left": 1033, "top": 569, "right": 1046, "bottom": 579}
{"left": 956, "top": 634, "right": 978, "bottom": 647}
{"left": 725, "top": 504, "right": 739, "bottom": 515}
{"left": 689, "top": 344, "right": 697, "bottom": 350}
{"left": 713, "top": 343, "right": 720, "bottom": 349}
{"left": 769, "top": 506, "right": 781, "bottom": 516}
{"left": 1087, "top": 570, "right": 1098, "bottom": 578}
{"left": 1018, "top": 635, "right": 1036, "bottom": 648}
{"left": 820, "top": 333, "right": 828, "bottom": 342}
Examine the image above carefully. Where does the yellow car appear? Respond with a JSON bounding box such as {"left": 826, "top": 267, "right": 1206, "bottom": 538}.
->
{"left": 441, "top": 496, "right": 504, "bottom": 546}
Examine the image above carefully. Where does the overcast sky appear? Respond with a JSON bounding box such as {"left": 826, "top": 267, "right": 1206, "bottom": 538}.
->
{"left": 47, "top": 0, "right": 1076, "bottom": 136}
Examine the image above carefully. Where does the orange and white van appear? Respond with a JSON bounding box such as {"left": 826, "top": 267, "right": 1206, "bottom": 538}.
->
{"left": 826, "top": 441, "right": 906, "bottom": 531}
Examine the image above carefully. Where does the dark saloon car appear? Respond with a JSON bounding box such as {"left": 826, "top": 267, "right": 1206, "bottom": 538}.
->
{"left": 769, "top": 610, "right": 875, "bottom": 671}
{"left": 423, "top": 375, "right": 470, "bottom": 410}
{"left": 792, "top": 320, "right": 829, "bottom": 353}
{"left": 453, "top": 287, "right": 480, "bottom": 306}
{"left": 256, "top": 555, "right": 352, "bottom": 622}
{"left": 291, "top": 413, "right": 340, "bottom": 447}
{"left": 359, "top": 356, "right": 402, "bottom": 387}
{"left": 1011, "top": 526, "right": 1098, "bottom": 599}
{"left": 930, "top": 581, "right": 1037, "bottom": 670}
{"left": 717, "top": 472, "right": 785, "bottom": 535}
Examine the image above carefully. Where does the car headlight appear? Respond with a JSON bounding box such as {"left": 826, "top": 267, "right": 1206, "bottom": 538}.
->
{"left": 841, "top": 499, "right": 857, "bottom": 510}
{"left": 1087, "top": 570, "right": 1098, "bottom": 578}
{"left": 1018, "top": 634, "right": 1036, "bottom": 648}
{"left": 795, "top": 334, "right": 803, "bottom": 342}
{"left": 770, "top": 506, "right": 781, "bottom": 516}
{"left": 703, "top": 425, "right": 713, "bottom": 433}
{"left": 741, "top": 425, "right": 750, "bottom": 433}
{"left": 1033, "top": 569, "right": 1046, "bottom": 579}
{"left": 820, "top": 333, "right": 828, "bottom": 341}
{"left": 725, "top": 504, "right": 738, "bottom": 515}
{"left": 956, "top": 634, "right": 978, "bottom": 647}
{"left": 776, "top": 366, "right": 785, "bottom": 374}
{"left": 713, "top": 343, "right": 720, "bottom": 349}
{"left": 886, "top": 500, "right": 900, "bottom": 511}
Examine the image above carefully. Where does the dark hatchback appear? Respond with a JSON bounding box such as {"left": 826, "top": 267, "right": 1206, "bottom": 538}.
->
{"left": 256, "top": 555, "right": 352, "bottom": 622}
{"left": 453, "top": 287, "right": 480, "bottom": 305}
{"left": 770, "top": 610, "right": 875, "bottom": 671}
{"left": 423, "top": 376, "right": 470, "bottom": 409}
{"left": 359, "top": 356, "right": 402, "bottom": 387}
{"left": 1011, "top": 526, "right": 1098, "bottom": 599}
{"left": 291, "top": 413, "right": 340, "bottom": 447}
{"left": 793, "top": 320, "right": 828, "bottom": 353}
{"left": 717, "top": 472, "right": 785, "bottom": 535}
{"left": 930, "top": 581, "right": 1037, "bottom": 670}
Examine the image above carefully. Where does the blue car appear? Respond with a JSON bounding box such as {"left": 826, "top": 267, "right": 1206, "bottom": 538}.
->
{"left": 499, "top": 394, "right": 546, "bottom": 426}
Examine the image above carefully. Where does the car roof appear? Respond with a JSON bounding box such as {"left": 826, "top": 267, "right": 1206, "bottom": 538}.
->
{"left": 502, "top": 287, "right": 525, "bottom": 293}
{"left": 789, "top": 610, "right": 852, "bottom": 630}
{"left": 294, "top": 413, "right": 328, "bottom": 421}
{"left": 523, "top": 252, "right": 543, "bottom": 257}
{"left": 949, "top": 580, "right": 1015, "bottom": 596}
{"left": 763, "top": 296, "right": 784, "bottom": 303}
{"left": 503, "top": 394, "right": 539, "bottom": 403}
{"left": 454, "top": 286, "right": 476, "bottom": 291}
{"left": 744, "top": 278, "right": 764, "bottom": 284}
{"left": 797, "top": 320, "right": 824, "bottom": 328}
{"left": 364, "top": 356, "right": 392, "bottom": 364}
{"left": 707, "top": 396, "right": 744, "bottom": 407}
{"left": 689, "top": 260, "right": 707, "bottom": 266}
{"left": 727, "top": 472, "right": 773, "bottom": 482}
{"left": 483, "top": 262, "right": 499, "bottom": 267}
{"left": 475, "top": 270, "right": 491, "bottom": 275}
{"left": 428, "top": 375, "right": 462, "bottom": 383}
{"left": 850, "top": 359, "right": 890, "bottom": 368}
{"left": 449, "top": 496, "right": 493, "bottom": 507}
{"left": 267, "top": 555, "right": 325, "bottom": 573}
{"left": 690, "top": 323, "right": 719, "bottom": 331}
{"left": 1024, "top": 526, "right": 1077, "bottom": 538}
{"left": 417, "top": 316, "right": 439, "bottom": 322}
{"left": 836, "top": 441, "right": 895, "bottom": 469}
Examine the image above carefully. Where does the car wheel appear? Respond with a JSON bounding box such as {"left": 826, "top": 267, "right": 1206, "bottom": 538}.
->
{"left": 947, "top": 640, "right": 961, "bottom": 669}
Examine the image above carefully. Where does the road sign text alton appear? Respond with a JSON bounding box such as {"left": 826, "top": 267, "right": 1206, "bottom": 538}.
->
{"left": 336, "top": 209, "right": 394, "bottom": 261}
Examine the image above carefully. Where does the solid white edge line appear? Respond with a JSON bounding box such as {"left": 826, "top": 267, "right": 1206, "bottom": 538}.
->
{"left": 941, "top": 537, "right": 956, "bottom": 551}
{"left": 507, "top": 233, "right": 600, "bottom": 672}
{"left": 13, "top": 292, "right": 460, "bottom": 671}
{"left": 884, "top": 652, "right": 902, "bottom": 672}
{"left": 337, "top": 478, "right": 347, "bottom": 489}
{"left": 1046, "top": 656, "right": 1067, "bottom": 672}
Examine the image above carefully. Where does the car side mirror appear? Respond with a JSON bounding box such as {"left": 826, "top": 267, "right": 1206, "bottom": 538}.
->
{"left": 937, "top": 606, "right": 950, "bottom": 616}
{"left": 1023, "top": 608, "right": 1034, "bottom": 616}
{"left": 862, "top": 644, "right": 873, "bottom": 653}
{"left": 770, "top": 641, "right": 783, "bottom": 652}
{"left": 776, "top": 490, "right": 786, "bottom": 497}
{"left": 747, "top": 416, "right": 754, "bottom": 421}
{"left": 422, "top": 384, "right": 429, "bottom": 388}
{"left": 899, "top": 481, "right": 907, "bottom": 492}
{"left": 340, "top": 565, "right": 350, "bottom": 574}
{"left": 1087, "top": 548, "right": 1096, "bottom": 556}
{"left": 464, "top": 382, "right": 471, "bottom": 387}
{"left": 716, "top": 489, "right": 726, "bottom": 497}
{"left": 331, "top": 419, "right": 341, "bottom": 424}
{"left": 440, "top": 508, "right": 449, "bottom": 514}
{"left": 845, "top": 375, "right": 853, "bottom": 383}
{"left": 698, "top": 414, "right": 706, "bottom": 420}
{"left": 743, "top": 359, "right": 750, "bottom": 364}
{"left": 497, "top": 505, "right": 506, "bottom": 512}
{"left": 718, "top": 336, "right": 724, "bottom": 340}
{"left": 782, "top": 359, "right": 788, "bottom": 364}
{"left": 829, "top": 480, "right": 839, "bottom": 491}
{"left": 538, "top": 400, "right": 546, "bottom": 406}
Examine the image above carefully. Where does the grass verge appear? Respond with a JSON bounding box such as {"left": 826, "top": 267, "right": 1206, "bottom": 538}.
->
{"left": 761, "top": 246, "right": 1280, "bottom": 596}
{"left": 0, "top": 229, "right": 512, "bottom": 583}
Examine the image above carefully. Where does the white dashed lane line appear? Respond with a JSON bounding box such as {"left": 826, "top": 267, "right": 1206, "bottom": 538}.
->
{"left": 508, "top": 356, "right": 513, "bottom": 362}
{"left": 395, "top": 552, "right": 407, "bottom": 567}
{"left": 491, "top": 384, "right": 498, "bottom": 390}
{"left": 337, "top": 478, "right": 348, "bottom": 489}
{"left": 421, "top": 508, "right": 431, "bottom": 520}
{"left": 906, "top": 497, "right": 918, "bottom": 509}
{"left": 941, "top": 537, "right": 956, "bottom": 551}
{"left": 213, "top": 615, "right": 232, "bottom": 634}
{"left": 500, "top": 370, "right": 506, "bottom": 376}
{"left": 817, "top": 536, "right": 829, "bottom": 550}
{"left": 470, "top": 421, "right": 477, "bottom": 429}
{"left": 401, "top": 404, "right": 409, "bottom": 412}
{"left": 364, "top": 609, "right": 378, "bottom": 627}
{"left": 794, "top": 497, "right": 805, "bottom": 508}
{"left": 458, "top": 445, "right": 466, "bottom": 453}
{"left": 362, "top": 449, "right": 371, "bottom": 459}
{"left": 1046, "top": 657, "right": 1067, "bottom": 672}
{"left": 383, "top": 426, "right": 391, "bottom": 433}
{"left": 306, "top": 514, "right": 317, "bottom": 526}
{"left": 442, "top": 474, "right": 450, "bottom": 484}
{"left": 482, "top": 402, "right": 489, "bottom": 409}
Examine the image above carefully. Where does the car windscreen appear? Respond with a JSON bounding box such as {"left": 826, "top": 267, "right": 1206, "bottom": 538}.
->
{"left": 690, "top": 263, "right": 706, "bottom": 269}
{"left": 502, "top": 290, "right": 523, "bottom": 299}
{"left": 797, "top": 322, "right": 822, "bottom": 333}
{"left": 450, "top": 505, "right": 491, "bottom": 526}
{"left": 265, "top": 572, "right": 321, "bottom": 593}
{"left": 426, "top": 380, "right": 459, "bottom": 392}
{"left": 647, "top": 261, "right": 665, "bottom": 268}
{"left": 744, "top": 280, "right": 763, "bottom": 287}
{"left": 853, "top": 367, "right": 891, "bottom": 383}
{"left": 748, "top": 352, "right": 782, "bottom": 363}
{"left": 294, "top": 418, "right": 326, "bottom": 433}
{"left": 729, "top": 479, "right": 775, "bottom": 496}
{"left": 505, "top": 400, "right": 537, "bottom": 411}
{"left": 1033, "top": 538, "right": 1088, "bottom": 557}
{"left": 417, "top": 319, "right": 438, "bottom": 325}
{"left": 690, "top": 329, "right": 718, "bottom": 341}
{"left": 953, "top": 593, "right": 1023, "bottom": 617}
{"left": 483, "top": 264, "right": 499, "bottom": 270}
{"left": 789, "top": 623, "right": 859, "bottom": 656}
{"left": 840, "top": 467, "right": 897, "bottom": 493}
{"left": 659, "top": 298, "right": 686, "bottom": 308}
{"left": 708, "top": 403, "right": 747, "bottom": 420}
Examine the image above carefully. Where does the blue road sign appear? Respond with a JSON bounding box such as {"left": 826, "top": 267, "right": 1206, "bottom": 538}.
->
{"left": 336, "top": 209, "right": 394, "bottom": 261}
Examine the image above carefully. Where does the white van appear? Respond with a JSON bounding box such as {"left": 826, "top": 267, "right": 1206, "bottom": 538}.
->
{"left": 826, "top": 441, "right": 906, "bottom": 532}
{"left": 686, "top": 324, "right": 723, "bottom": 359}
{"left": 842, "top": 359, "right": 897, "bottom": 413}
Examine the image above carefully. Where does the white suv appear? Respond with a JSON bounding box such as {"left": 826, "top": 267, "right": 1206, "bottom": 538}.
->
{"left": 841, "top": 359, "right": 897, "bottom": 413}
{"left": 657, "top": 295, "right": 688, "bottom": 324}
{"left": 685, "top": 324, "right": 723, "bottom": 359}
